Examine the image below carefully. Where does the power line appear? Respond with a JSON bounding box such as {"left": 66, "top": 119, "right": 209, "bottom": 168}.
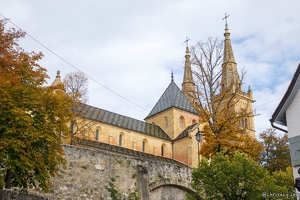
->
{"left": 0, "top": 13, "right": 149, "bottom": 112}
{"left": 254, "top": 98, "right": 281, "bottom": 109}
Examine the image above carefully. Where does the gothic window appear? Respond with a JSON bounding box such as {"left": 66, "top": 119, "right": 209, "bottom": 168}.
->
{"left": 164, "top": 116, "right": 168, "bottom": 128}
{"left": 119, "top": 134, "right": 123, "bottom": 147}
{"left": 180, "top": 116, "right": 185, "bottom": 128}
{"left": 95, "top": 129, "right": 99, "bottom": 141}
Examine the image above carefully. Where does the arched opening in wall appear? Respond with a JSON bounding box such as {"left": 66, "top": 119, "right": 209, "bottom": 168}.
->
{"left": 142, "top": 139, "right": 147, "bottom": 153}
{"left": 161, "top": 143, "right": 166, "bottom": 157}
{"left": 164, "top": 116, "right": 168, "bottom": 128}
{"left": 152, "top": 122, "right": 155, "bottom": 125}
{"left": 192, "top": 119, "right": 197, "bottom": 125}
{"left": 179, "top": 116, "right": 185, "bottom": 128}
{"left": 150, "top": 184, "right": 202, "bottom": 200}
{"left": 119, "top": 133, "right": 124, "bottom": 147}
{"left": 95, "top": 129, "right": 99, "bottom": 141}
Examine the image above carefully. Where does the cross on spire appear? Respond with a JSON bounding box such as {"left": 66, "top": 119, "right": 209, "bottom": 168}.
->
{"left": 222, "top": 13, "right": 230, "bottom": 28}
{"left": 184, "top": 36, "right": 190, "bottom": 47}
{"left": 171, "top": 70, "right": 174, "bottom": 82}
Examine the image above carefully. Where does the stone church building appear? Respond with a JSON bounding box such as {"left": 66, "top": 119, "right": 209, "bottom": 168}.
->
{"left": 52, "top": 24, "right": 255, "bottom": 168}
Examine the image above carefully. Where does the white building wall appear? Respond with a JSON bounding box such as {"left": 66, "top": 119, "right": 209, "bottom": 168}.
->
{"left": 286, "top": 88, "right": 300, "bottom": 191}
{"left": 287, "top": 89, "right": 300, "bottom": 138}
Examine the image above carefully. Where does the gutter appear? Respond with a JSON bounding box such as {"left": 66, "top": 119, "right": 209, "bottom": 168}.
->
{"left": 269, "top": 119, "right": 288, "bottom": 133}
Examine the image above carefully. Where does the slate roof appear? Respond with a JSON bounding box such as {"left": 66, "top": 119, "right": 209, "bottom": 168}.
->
{"left": 145, "top": 81, "right": 198, "bottom": 119}
{"left": 74, "top": 104, "right": 172, "bottom": 141}
{"left": 173, "top": 124, "right": 198, "bottom": 141}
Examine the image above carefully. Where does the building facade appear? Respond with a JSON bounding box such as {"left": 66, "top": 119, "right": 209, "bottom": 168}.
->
{"left": 52, "top": 25, "right": 256, "bottom": 168}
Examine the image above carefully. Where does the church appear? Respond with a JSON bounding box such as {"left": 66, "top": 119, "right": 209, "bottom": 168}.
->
{"left": 52, "top": 24, "right": 255, "bottom": 168}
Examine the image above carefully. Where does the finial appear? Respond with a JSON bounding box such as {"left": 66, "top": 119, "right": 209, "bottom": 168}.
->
{"left": 56, "top": 70, "right": 61, "bottom": 78}
{"left": 222, "top": 13, "right": 230, "bottom": 29}
{"left": 171, "top": 70, "right": 174, "bottom": 82}
{"left": 184, "top": 36, "right": 190, "bottom": 48}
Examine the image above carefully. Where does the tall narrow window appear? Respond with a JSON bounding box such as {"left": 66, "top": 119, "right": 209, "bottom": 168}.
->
{"left": 142, "top": 141, "right": 145, "bottom": 152}
{"left": 95, "top": 129, "right": 99, "bottom": 141}
{"left": 119, "top": 134, "right": 123, "bottom": 146}
{"left": 164, "top": 116, "right": 168, "bottom": 128}
{"left": 245, "top": 118, "right": 248, "bottom": 128}
{"left": 161, "top": 145, "right": 164, "bottom": 156}
{"left": 180, "top": 116, "right": 185, "bottom": 128}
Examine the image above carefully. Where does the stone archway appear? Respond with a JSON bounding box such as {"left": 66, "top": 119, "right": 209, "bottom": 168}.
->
{"left": 149, "top": 184, "right": 202, "bottom": 200}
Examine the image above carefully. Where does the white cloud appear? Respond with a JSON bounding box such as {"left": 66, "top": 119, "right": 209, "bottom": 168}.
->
{"left": 1, "top": 0, "right": 300, "bottom": 136}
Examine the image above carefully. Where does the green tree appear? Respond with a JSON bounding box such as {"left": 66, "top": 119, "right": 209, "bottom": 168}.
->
{"left": 189, "top": 152, "right": 296, "bottom": 200}
{"left": 0, "top": 19, "right": 74, "bottom": 192}
{"left": 190, "top": 153, "right": 270, "bottom": 200}
{"left": 259, "top": 128, "right": 291, "bottom": 173}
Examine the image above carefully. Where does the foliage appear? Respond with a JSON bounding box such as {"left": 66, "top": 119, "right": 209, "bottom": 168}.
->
{"left": 259, "top": 128, "right": 291, "bottom": 173}
{"left": 0, "top": 19, "right": 74, "bottom": 192}
{"left": 105, "top": 177, "right": 121, "bottom": 200}
{"left": 190, "top": 37, "right": 263, "bottom": 159}
{"left": 189, "top": 153, "right": 296, "bottom": 200}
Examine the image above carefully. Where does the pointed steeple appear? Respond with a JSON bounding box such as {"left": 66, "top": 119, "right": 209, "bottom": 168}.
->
{"left": 220, "top": 17, "right": 241, "bottom": 93}
{"left": 182, "top": 37, "right": 197, "bottom": 106}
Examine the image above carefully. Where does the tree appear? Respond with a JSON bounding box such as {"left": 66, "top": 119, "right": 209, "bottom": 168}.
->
{"left": 259, "top": 128, "right": 291, "bottom": 173}
{"left": 63, "top": 71, "right": 89, "bottom": 104}
{"left": 63, "top": 71, "right": 94, "bottom": 142}
{"left": 0, "top": 19, "right": 74, "bottom": 192}
{"left": 189, "top": 37, "right": 263, "bottom": 159}
{"left": 189, "top": 153, "right": 295, "bottom": 200}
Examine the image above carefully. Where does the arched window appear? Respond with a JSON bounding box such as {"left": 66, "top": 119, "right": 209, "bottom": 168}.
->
{"left": 142, "top": 141, "right": 145, "bottom": 152}
{"left": 179, "top": 116, "right": 185, "bottom": 128}
{"left": 95, "top": 129, "right": 99, "bottom": 141}
{"left": 119, "top": 134, "right": 123, "bottom": 147}
{"left": 161, "top": 145, "right": 164, "bottom": 156}
{"left": 164, "top": 116, "right": 168, "bottom": 128}
{"left": 245, "top": 118, "right": 248, "bottom": 128}
{"left": 192, "top": 119, "right": 197, "bottom": 125}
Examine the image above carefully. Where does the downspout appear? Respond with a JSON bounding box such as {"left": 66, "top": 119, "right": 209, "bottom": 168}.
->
{"left": 269, "top": 119, "right": 288, "bottom": 133}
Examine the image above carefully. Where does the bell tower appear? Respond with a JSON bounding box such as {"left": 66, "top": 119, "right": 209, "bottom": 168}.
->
{"left": 219, "top": 14, "right": 256, "bottom": 138}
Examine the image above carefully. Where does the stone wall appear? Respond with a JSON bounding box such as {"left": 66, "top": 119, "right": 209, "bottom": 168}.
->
{"left": 44, "top": 145, "right": 196, "bottom": 199}
{"left": 1, "top": 145, "right": 198, "bottom": 199}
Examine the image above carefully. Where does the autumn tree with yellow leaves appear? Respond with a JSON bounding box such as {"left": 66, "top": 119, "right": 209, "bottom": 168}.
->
{"left": 0, "top": 19, "right": 74, "bottom": 192}
{"left": 190, "top": 37, "right": 263, "bottom": 160}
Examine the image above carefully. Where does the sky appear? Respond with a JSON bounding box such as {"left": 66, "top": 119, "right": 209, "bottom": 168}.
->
{"left": 1, "top": 0, "right": 300, "bottom": 137}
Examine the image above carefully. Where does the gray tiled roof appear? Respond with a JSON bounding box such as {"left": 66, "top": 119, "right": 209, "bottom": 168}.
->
{"left": 73, "top": 104, "right": 172, "bottom": 141}
{"left": 145, "top": 81, "right": 198, "bottom": 119}
{"left": 173, "top": 124, "right": 198, "bottom": 141}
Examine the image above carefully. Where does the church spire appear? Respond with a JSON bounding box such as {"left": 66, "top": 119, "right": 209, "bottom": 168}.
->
{"left": 182, "top": 37, "right": 197, "bottom": 106}
{"left": 221, "top": 14, "right": 241, "bottom": 93}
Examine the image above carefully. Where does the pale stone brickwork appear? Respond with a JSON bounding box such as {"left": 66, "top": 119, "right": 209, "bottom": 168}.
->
{"left": 144, "top": 108, "right": 199, "bottom": 139}
{"left": 45, "top": 145, "right": 195, "bottom": 199}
